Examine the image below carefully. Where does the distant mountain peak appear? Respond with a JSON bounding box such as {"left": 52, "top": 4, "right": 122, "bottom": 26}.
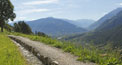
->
{"left": 65, "top": 19, "right": 95, "bottom": 29}
{"left": 66, "top": 10, "right": 122, "bottom": 47}
{"left": 46, "top": 17, "right": 55, "bottom": 19}
{"left": 116, "top": 7, "right": 122, "bottom": 10}
{"left": 26, "top": 17, "right": 87, "bottom": 37}
{"left": 89, "top": 7, "right": 122, "bottom": 30}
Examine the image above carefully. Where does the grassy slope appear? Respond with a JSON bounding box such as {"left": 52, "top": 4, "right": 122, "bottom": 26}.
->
{"left": 0, "top": 32, "right": 27, "bottom": 65}
{"left": 10, "top": 32, "right": 122, "bottom": 65}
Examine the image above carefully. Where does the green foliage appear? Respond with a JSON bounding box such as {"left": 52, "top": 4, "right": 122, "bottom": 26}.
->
{"left": 0, "top": 0, "right": 16, "bottom": 32}
{"left": 10, "top": 32, "right": 122, "bottom": 65}
{"left": 35, "top": 31, "right": 48, "bottom": 37}
{"left": 52, "top": 42, "right": 63, "bottom": 48}
{"left": 4, "top": 24, "right": 13, "bottom": 32}
{"left": 0, "top": 33, "right": 27, "bottom": 65}
{"left": 63, "top": 44, "right": 75, "bottom": 52}
{"left": 13, "top": 21, "right": 32, "bottom": 34}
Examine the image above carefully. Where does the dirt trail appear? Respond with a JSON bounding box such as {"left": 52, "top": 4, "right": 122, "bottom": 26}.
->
{"left": 9, "top": 35, "right": 96, "bottom": 65}
{"left": 12, "top": 40, "right": 43, "bottom": 65}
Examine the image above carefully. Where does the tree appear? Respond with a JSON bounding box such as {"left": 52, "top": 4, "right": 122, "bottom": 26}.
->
{"left": 4, "top": 24, "right": 13, "bottom": 32}
{"left": 14, "top": 21, "right": 32, "bottom": 34}
{"left": 14, "top": 23, "right": 21, "bottom": 32}
{"left": 0, "top": 0, "right": 16, "bottom": 32}
{"left": 35, "top": 31, "right": 47, "bottom": 37}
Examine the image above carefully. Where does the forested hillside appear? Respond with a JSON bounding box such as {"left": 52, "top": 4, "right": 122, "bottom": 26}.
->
{"left": 64, "top": 10, "right": 122, "bottom": 48}
{"left": 89, "top": 8, "right": 122, "bottom": 30}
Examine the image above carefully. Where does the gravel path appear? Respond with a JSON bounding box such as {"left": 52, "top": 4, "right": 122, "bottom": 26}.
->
{"left": 12, "top": 40, "right": 43, "bottom": 65}
{"left": 9, "top": 35, "right": 96, "bottom": 65}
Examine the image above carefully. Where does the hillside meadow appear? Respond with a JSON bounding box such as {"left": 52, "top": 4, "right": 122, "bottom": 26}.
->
{"left": 0, "top": 32, "right": 27, "bottom": 65}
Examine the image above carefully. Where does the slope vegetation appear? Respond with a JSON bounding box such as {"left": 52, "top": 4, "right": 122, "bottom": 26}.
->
{"left": 64, "top": 10, "right": 122, "bottom": 48}
{"left": 89, "top": 8, "right": 122, "bottom": 30}
{"left": 0, "top": 33, "right": 27, "bottom": 65}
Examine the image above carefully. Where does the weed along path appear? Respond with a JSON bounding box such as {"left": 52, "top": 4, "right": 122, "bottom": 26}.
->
{"left": 8, "top": 35, "right": 95, "bottom": 65}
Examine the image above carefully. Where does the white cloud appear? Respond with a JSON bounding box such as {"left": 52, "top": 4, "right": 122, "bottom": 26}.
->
{"left": 23, "top": 0, "right": 59, "bottom": 5}
{"left": 14, "top": 17, "right": 27, "bottom": 21}
{"left": 19, "top": 17, "right": 26, "bottom": 20}
{"left": 8, "top": 17, "right": 27, "bottom": 23}
{"left": 16, "top": 8, "right": 50, "bottom": 15}
{"left": 120, "top": 3, "right": 122, "bottom": 6}
{"left": 18, "top": 17, "right": 27, "bottom": 20}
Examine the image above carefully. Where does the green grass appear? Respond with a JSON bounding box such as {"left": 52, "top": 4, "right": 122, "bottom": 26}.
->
{"left": 10, "top": 32, "right": 122, "bottom": 65}
{"left": 0, "top": 32, "right": 27, "bottom": 65}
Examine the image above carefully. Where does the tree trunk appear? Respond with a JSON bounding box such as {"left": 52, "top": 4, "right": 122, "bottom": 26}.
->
{"left": 0, "top": 20, "right": 4, "bottom": 32}
{"left": 1, "top": 25, "right": 3, "bottom": 32}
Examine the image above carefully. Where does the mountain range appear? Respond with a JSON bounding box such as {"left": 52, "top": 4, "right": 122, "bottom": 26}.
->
{"left": 89, "top": 7, "right": 122, "bottom": 30}
{"left": 10, "top": 17, "right": 95, "bottom": 37}
{"left": 9, "top": 7, "right": 122, "bottom": 48}
{"left": 64, "top": 8, "right": 122, "bottom": 48}
{"left": 64, "top": 19, "right": 95, "bottom": 29}
{"left": 26, "top": 17, "right": 87, "bottom": 37}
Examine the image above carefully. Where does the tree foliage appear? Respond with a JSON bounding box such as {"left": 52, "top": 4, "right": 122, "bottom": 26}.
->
{"left": 4, "top": 24, "right": 13, "bottom": 32}
{"left": 14, "top": 21, "right": 32, "bottom": 34}
{"left": 35, "top": 31, "right": 48, "bottom": 37}
{"left": 0, "top": 0, "right": 16, "bottom": 32}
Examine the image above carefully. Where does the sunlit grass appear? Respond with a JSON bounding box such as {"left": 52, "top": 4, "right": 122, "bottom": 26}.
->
{"left": 10, "top": 32, "right": 122, "bottom": 65}
{"left": 0, "top": 32, "right": 27, "bottom": 65}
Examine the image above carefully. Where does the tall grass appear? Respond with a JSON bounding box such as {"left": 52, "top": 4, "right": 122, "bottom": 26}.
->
{"left": 10, "top": 32, "right": 122, "bottom": 65}
{"left": 0, "top": 32, "right": 27, "bottom": 65}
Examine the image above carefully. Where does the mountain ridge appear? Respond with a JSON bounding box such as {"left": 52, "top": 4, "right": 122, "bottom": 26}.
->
{"left": 89, "top": 7, "right": 122, "bottom": 30}
{"left": 64, "top": 8, "right": 122, "bottom": 48}
{"left": 26, "top": 17, "right": 87, "bottom": 37}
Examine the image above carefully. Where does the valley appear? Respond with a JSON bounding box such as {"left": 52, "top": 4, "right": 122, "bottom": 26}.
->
{"left": 26, "top": 17, "right": 87, "bottom": 37}
{"left": 1, "top": 0, "right": 122, "bottom": 65}
{"left": 64, "top": 8, "right": 122, "bottom": 49}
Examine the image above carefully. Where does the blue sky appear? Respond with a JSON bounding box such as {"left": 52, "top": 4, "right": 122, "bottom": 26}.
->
{"left": 11, "top": 0, "right": 122, "bottom": 21}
